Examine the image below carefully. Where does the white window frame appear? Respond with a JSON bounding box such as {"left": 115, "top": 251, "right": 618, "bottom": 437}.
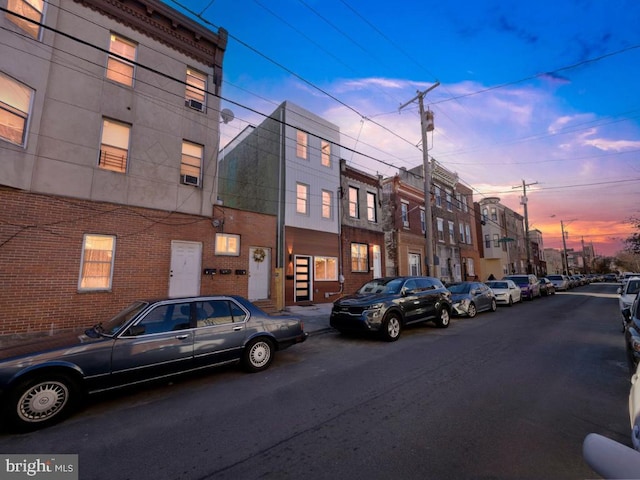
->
{"left": 296, "top": 130, "right": 308, "bottom": 159}
{"left": 448, "top": 221, "right": 455, "bottom": 244}
{"left": 321, "top": 190, "right": 332, "bottom": 219}
{"left": 78, "top": 234, "right": 115, "bottom": 291}
{"left": 6, "top": 0, "right": 44, "bottom": 39}
{"left": 99, "top": 118, "right": 130, "bottom": 173}
{"left": 314, "top": 256, "right": 338, "bottom": 281}
{"left": 401, "top": 201, "right": 409, "bottom": 227}
{"left": 185, "top": 68, "right": 207, "bottom": 109}
{"left": 106, "top": 33, "right": 137, "bottom": 86}
{"left": 351, "top": 243, "right": 368, "bottom": 273}
{"left": 0, "top": 72, "right": 33, "bottom": 147}
{"left": 437, "top": 218, "right": 444, "bottom": 242}
{"left": 215, "top": 233, "right": 240, "bottom": 256}
{"left": 321, "top": 140, "right": 331, "bottom": 167}
{"left": 435, "top": 186, "right": 442, "bottom": 207}
{"left": 366, "top": 192, "right": 377, "bottom": 223}
{"left": 420, "top": 208, "right": 426, "bottom": 233}
{"left": 348, "top": 186, "right": 359, "bottom": 218}
{"left": 459, "top": 223, "right": 465, "bottom": 244}
{"left": 465, "top": 224, "right": 472, "bottom": 245}
{"left": 181, "top": 140, "right": 203, "bottom": 185}
{"left": 296, "top": 182, "right": 309, "bottom": 215}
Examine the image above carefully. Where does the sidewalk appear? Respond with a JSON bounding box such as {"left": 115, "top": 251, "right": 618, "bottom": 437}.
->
{"left": 284, "top": 302, "right": 333, "bottom": 336}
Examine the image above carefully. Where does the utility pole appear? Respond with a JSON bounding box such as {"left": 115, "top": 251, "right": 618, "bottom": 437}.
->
{"left": 399, "top": 82, "right": 440, "bottom": 277}
{"left": 513, "top": 179, "right": 537, "bottom": 274}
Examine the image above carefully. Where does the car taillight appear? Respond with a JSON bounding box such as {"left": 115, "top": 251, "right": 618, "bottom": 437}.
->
{"left": 300, "top": 321, "right": 304, "bottom": 331}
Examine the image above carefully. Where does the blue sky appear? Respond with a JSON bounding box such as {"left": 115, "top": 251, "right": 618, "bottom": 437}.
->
{"left": 171, "top": 0, "right": 640, "bottom": 256}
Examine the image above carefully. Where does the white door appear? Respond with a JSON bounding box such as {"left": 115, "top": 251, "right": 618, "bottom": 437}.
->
{"left": 372, "top": 245, "right": 382, "bottom": 278}
{"left": 169, "top": 241, "right": 202, "bottom": 298}
{"left": 248, "top": 247, "right": 270, "bottom": 300}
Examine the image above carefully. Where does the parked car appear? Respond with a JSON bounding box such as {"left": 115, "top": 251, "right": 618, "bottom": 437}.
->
{"left": 0, "top": 295, "right": 308, "bottom": 431}
{"left": 583, "top": 433, "right": 640, "bottom": 478}
{"left": 539, "top": 277, "right": 556, "bottom": 296}
{"left": 446, "top": 281, "right": 497, "bottom": 317}
{"left": 546, "top": 274, "right": 570, "bottom": 291}
{"left": 503, "top": 274, "right": 541, "bottom": 300}
{"left": 330, "top": 276, "right": 453, "bottom": 341}
{"left": 631, "top": 361, "right": 640, "bottom": 450}
{"left": 604, "top": 273, "right": 619, "bottom": 282}
{"left": 619, "top": 277, "right": 640, "bottom": 313}
{"left": 485, "top": 280, "right": 522, "bottom": 306}
{"left": 623, "top": 295, "right": 640, "bottom": 374}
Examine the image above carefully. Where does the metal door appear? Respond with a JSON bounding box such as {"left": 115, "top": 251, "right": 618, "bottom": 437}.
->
{"left": 169, "top": 241, "right": 202, "bottom": 298}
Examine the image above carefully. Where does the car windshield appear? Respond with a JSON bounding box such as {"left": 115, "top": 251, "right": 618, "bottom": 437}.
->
{"left": 508, "top": 277, "right": 528, "bottom": 285}
{"left": 98, "top": 301, "right": 149, "bottom": 336}
{"left": 448, "top": 283, "right": 471, "bottom": 294}
{"left": 487, "top": 282, "right": 508, "bottom": 289}
{"left": 357, "top": 278, "right": 404, "bottom": 295}
{"left": 548, "top": 275, "right": 562, "bottom": 280}
{"left": 627, "top": 280, "right": 640, "bottom": 296}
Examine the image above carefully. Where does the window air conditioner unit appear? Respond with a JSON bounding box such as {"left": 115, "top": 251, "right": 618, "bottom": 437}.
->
{"left": 181, "top": 174, "right": 200, "bottom": 187}
{"left": 186, "top": 99, "right": 205, "bottom": 112}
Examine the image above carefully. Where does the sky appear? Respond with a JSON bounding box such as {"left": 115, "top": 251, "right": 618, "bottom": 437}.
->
{"left": 171, "top": 0, "right": 640, "bottom": 257}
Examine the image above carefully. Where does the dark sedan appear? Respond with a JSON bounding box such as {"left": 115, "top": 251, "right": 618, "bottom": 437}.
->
{"left": 330, "top": 276, "right": 452, "bottom": 341}
{"left": 539, "top": 277, "right": 556, "bottom": 296}
{"left": 0, "top": 295, "right": 307, "bottom": 431}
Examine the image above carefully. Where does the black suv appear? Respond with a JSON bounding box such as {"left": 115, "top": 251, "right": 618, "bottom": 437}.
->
{"left": 330, "top": 276, "right": 453, "bottom": 341}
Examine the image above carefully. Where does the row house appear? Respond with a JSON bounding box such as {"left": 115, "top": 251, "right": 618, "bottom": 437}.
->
{"left": 339, "top": 159, "right": 386, "bottom": 294}
{"left": 477, "top": 197, "right": 526, "bottom": 279}
{"left": 0, "top": 0, "right": 252, "bottom": 336}
{"left": 528, "top": 229, "right": 548, "bottom": 277}
{"left": 218, "top": 101, "right": 342, "bottom": 307}
{"left": 381, "top": 163, "right": 479, "bottom": 283}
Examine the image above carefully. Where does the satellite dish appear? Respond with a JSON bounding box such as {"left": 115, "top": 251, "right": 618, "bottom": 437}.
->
{"left": 220, "top": 108, "right": 234, "bottom": 124}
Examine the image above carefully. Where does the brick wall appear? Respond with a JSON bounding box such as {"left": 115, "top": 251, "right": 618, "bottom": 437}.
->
{"left": 0, "top": 188, "right": 276, "bottom": 335}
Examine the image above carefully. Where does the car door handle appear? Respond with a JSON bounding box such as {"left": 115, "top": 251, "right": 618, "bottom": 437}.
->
{"left": 233, "top": 326, "right": 242, "bottom": 331}
{"left": 175, "top": 334, "right": 189, "bottom": 340}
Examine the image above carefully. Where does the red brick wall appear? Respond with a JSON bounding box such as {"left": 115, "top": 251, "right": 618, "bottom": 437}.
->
{"left": 0, "top": 188, "right": 276, "bottom": 335}
{"left": 340, "top": 226, "right": 386, "bottom": 296}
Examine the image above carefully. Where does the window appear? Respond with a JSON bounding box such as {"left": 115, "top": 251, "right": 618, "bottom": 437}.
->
{"left": 420, "top": 208, "right": 426, "bottom": 233}
{"left": 79, "top": 234, "right": 115, "bottom": 291}
{"left": 437, "top": 218, "right": 444, "bottom": 242}
{"left": 0, "top": 72, "right": 33, "bottom": 146}
{"left": 493, "top": 233, "right": 500, "bottom": 247}
{"left": 296, "top": 183, "right": 309, "bottom": 215}
{"left": 485, "top": 234, "right": 491, "bottom": 248}
{"left": 196, "top": 300, "right": 246, "bottom": 327}
{"left": 348, "top": 186, "right": 359, "bottom": 218}
{"left": 351, "top": 243, "right": 368, "bottom": 272}
{"left": 461, "top": 194, "right": 468, "bottom": 213}
{"left": 446, "top": 191, "right": 453, "bottom": 211}
{"left": 133, "top": 303, "right": 192, "bottom": 335}
{"left": 181, "top": 141, "right": 202, "bottom": 186}
{"left": 106, "top": 34, "right": 136, "bottom": 86}
{"left": 482, "top": 208, "right": 488, "bottom": 222}
{"left": 366, "top": 192, "right": 377, "bottom": 222}
{"left": 408, "top": 253, "right": 422, "bottom": 276}
{"left": 465, "top": 224, "right": 472, "bottom": 245}
{"left": 401, "top": 202, "right": 409, "bottom": 227}
{"left": 459, "top": 223, "right": 465, "bottom": 244}
{"left": 296, "top": 130, "right": 307, "bottom": 159}
{"left": 490, "top": 207, "right": 498, "bottom": 221}
{"left": 215, "top": 233, "right": 240, "bottom": 256}
{"left": 7, "top": 0, "right": 43, "bottom": 39}
{"left": 315, "top": 256, "right": 338, "bottom": 281}
{"left": 448, "top": 221, "right": 455, "bottom": 244}
{"left": 321, "top": 140, "right": 331, "bottom": 167}
{"left": 321, "top": 190, "right": 332, "bottom": 219}
{"left": 466, "top": 258, "right": 475, "bottom": 276}
{"left": 99, "top": 118, "right": 130, "bottom": 173}
{"left": 434, "top": 185, "right": 442, "bottom": 207}
{"left": 185, "top": 68, "right": 206, "bottom": 109}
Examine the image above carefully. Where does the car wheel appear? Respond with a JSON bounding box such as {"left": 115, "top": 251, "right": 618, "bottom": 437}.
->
{"left": 6, "top": 373, "right": 80, "bottom": 431}
{"left": 467, "top": 303, "right": 477, "bottom": 318}
{"left": 507, "top": 296, "right": 513, "bottom": 307}
{"left": 490, "top": 299, "right": 497, "bottom": 312}
{"left": 381, "top": 313, "right": 401, "bottom": 341}
{"left": 243, "top": 337, "right": 274, "bottom": 372}
{"left": 435, "top": 307, "right": 450, "bottom": 328}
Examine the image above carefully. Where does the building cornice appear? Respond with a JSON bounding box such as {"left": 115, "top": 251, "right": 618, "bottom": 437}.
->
{"left": 77, "top": 0, "right": 227, "bottom": 68}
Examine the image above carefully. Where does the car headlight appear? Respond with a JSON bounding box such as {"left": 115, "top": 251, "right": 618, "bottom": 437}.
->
{"left": 459, "top": 299, "right": 470, "bottom": 307}
{"left": 366, "top": 303, "right": 384, "bottom": 312}
{"left": 632, "top": 337, "right": 640, "bottom": 353}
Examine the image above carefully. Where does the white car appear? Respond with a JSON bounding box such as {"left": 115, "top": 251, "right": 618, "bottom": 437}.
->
{"left": 619, "top": 277, "right": 640, "bottom": 313}
{"left": 485, "top": 280, "right": 522, "bottom": 306}
{"left": 630, "top": 362, "right": 640, "bottom": 450}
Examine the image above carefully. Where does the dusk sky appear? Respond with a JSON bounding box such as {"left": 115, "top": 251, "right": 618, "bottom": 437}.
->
{"left": 172, "top": 0, "right": 640, "bottom": 257}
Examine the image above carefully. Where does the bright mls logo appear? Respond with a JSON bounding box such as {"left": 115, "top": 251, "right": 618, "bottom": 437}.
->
{"left": 1, "top": 455, "right": 78, "bottom": 479}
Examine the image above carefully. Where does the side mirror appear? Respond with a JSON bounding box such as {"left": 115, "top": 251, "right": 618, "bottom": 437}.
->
{"left": 618, "top": 287, "right": 623, "bottom": 295}
{"left": 623, "top": 307, "right": 632, "bottom": 322}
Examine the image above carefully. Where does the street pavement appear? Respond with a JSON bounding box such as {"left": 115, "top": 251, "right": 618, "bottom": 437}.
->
{"left": 284, "top": 302, "right": 333, "bottom": 336}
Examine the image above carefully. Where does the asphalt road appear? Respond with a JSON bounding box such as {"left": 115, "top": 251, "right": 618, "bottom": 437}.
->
{"left": 0, "top": 283, "right": 630, "bottom": 479}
